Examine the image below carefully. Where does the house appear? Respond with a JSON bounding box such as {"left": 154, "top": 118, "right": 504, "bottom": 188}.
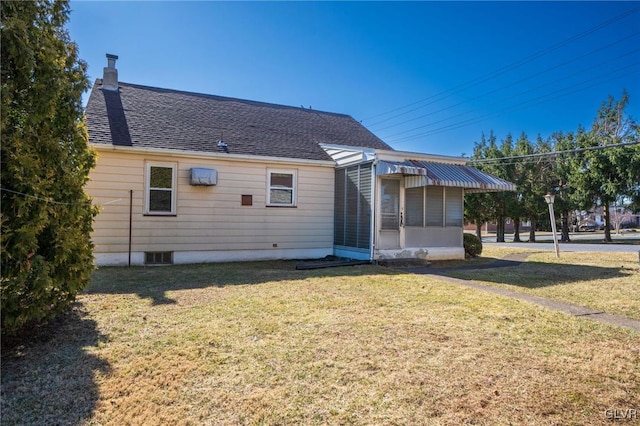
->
{"left": 464, "top": 219, "right": 532, "bottom": 235}
{"left": 84, "top": 54, "right": 515, "bottom": 266}
{"left": 575, "top": 206, "right": 639, "bottom": 231}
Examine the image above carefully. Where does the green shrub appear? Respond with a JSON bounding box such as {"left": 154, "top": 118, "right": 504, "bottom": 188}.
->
{"left": 463, "top": 233, "right": 483, "bottom": 258}
{"left": 1, "top": 0, "right": 96, "bottom": 335}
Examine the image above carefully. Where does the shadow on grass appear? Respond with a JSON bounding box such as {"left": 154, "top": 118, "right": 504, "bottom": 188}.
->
{"left": 1, "top": 303, "right": 110, "bottom": 425}
{"left": 440, "top": 259, "right": 634, "bottom": 289}
{"left": 86, "top": 260, "right": 388, "bottom": 305}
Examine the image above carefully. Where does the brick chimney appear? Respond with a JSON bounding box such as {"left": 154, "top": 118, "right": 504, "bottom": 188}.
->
{"left": 102, "top": 53, "right": 119, "bottom": 91}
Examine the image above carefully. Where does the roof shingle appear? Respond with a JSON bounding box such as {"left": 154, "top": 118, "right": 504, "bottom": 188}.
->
{"left": 86, "top": 80, "right": 392, "bottom": 161}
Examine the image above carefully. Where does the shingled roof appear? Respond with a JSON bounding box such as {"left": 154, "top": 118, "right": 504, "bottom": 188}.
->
{"left": 86, "top": 79, "right": 392, "bottom": 162}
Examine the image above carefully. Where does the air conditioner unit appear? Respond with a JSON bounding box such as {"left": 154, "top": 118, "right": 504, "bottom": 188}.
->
{"left": 190, "top": 168, "right": 217, "bottom": 186}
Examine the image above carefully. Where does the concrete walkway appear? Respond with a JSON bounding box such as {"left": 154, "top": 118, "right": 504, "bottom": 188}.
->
{"left": 401, "top": 255, "right": 640, "bottom": 332}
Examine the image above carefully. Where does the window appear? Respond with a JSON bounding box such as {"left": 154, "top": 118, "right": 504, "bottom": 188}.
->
{"left": 145, "top": 162, "right": 177, "bottom": 215}
{"left": 267, "top": 170, "right": 296, "bottom": 206}
{"left": 145, "top": 251, "right": 173, "bottom": 265}
{"left": 405, "top": 187, "right": 424, "bottom": 227}
{"left": 381, "top": 179, "right": 400, "bottom": 230}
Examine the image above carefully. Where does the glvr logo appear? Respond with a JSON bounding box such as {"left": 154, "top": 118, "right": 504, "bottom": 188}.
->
{"left": 605, "top": 409, "right": 637, "bottom": 420}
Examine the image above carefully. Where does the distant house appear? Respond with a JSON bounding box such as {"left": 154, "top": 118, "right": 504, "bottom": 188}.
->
{"left": 575, "top": 206, "right": 640, "bottom": 231}
{"left": 464, "top": 219, "right": 531, "bottom": 235}
{"left": 84, "top": 54, "right": 515, "bottom": 265}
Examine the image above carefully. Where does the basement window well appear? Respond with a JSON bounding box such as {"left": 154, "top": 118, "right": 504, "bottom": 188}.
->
{"left": 145, "top": 251, "right": 173, "bottom": 265}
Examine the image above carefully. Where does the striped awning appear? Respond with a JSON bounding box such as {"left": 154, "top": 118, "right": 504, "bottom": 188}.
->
{"left": 376, "top": 160, "right": 516, "bottom": 192}
{"left": 375, "top": 160, "right": 427, "bottom": 176}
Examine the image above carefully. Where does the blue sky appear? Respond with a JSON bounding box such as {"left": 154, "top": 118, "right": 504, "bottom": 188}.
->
{"left": 67, "top": 1, "right": 639, "bottom": 157}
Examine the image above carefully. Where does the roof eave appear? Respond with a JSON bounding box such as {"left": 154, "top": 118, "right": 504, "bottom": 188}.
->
{"left": 90, "top": 143, "right": 337, "bottom": 167}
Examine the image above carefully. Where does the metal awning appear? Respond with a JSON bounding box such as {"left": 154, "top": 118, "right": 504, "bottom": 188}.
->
{"left": 375, "top": 160, "right": 427, "bottom": 176}
{"left": 376, "top": 160, "right": 516, "bottom": 192}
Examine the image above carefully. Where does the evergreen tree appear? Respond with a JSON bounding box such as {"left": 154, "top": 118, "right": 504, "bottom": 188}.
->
{"left": 469, "top": 131, "right": 511, "bottom": 243}
{"left": 487, "top": 132, "right": 509, "bottom": 242}
{"left": 629, "top": 142, "right": 640, "bottom": 212}
{"left": 551, "top": 131, "right": 579, "bottom": 242}
{"left": 464, "top": 192, "right": 492, "bottom": 240}
{"left": 571, "top": 92, "right": 638, "bottom": 242}
{"left": 499, "top": 134, "right": 521, "bottom": 241}
{"left": 1, "top": 0, "right": 96, "bottom": 334}
{"left": 464, "top": 134, "right": 493, "bottom": 240}
{"left": 510, "top": 132, "right": 533, "bottom": 242}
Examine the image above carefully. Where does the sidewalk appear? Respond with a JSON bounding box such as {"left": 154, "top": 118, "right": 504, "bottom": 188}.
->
{"left": 400, "top": 255, "right": 640, "bottom": 332}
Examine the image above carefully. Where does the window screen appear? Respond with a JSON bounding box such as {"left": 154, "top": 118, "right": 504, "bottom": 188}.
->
{"left": 334, "top": 163, "right": 372, "bottom": 249}
{"left": 146, "top": 163, "right": 176, "bottom": 214}
{"left": 445, "top": 187, "right": 463, "bottom": 226}
{"left": 381, "top": 179, "right": 400, "bottom": 230}
{"left": 425, "top": 186, "right": 444, "bottom": 227}
{"left": 268, "top": 171, "right": 295, "bottom": 206}
{"left": 405, "top": 187, "right": 424, "bottom": 227}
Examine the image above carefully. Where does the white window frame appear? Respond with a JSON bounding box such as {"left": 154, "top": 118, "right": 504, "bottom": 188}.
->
{"left": 267, "top": 169, "right": 297, "bottom": 207}
{"left": 144, "top": 161, "right": 177, "bottom": 215}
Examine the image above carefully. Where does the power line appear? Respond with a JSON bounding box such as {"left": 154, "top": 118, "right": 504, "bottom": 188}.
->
{"left": 0, "top": 187, "right": 122, "bottom": 207}
{"left": 469, "top": 141, "right": 640, "bottom": 166}
{"left": 385, "top": 47, "right": 640, "bottom": 140}
{"left": 1, "top": 188, "right": 89, "bottom": 206}
{"left": 372, "top": 33, "right": 640, "bottom": 135}
{"left": 390, "top": 63, "right": 639, "bottom": 143}
{"left": 363, "top": 6, "right": 640, "bottom": 126}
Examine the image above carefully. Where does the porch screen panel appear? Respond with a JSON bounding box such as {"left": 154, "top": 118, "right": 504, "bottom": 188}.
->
{"left": 381, "top": 179, "right": 400, "bottom": 229}
{"left": 345, "top": 167, "right": 360, "bottom": 247}
{"left": 405, "top": 187, "right": 424, "bottom": 227}
{"left": 425, "top": 186, "right": 444, "bottom": 227}
{"left": 357, "top": 163, "right": 372, "bottom": 248}
{"left": 334, "top": 169, "right": 346, "bottom": 246}
{"left": 445, "top": 187, "right": 463, "bottom": 226}
{"left": 333, "top": 164, "right": 371, "bottom": 250}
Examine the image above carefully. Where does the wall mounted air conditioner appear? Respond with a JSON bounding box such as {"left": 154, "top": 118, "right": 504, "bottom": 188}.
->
{"left": 190, "top": 168, "right": 217, "bottom": 186}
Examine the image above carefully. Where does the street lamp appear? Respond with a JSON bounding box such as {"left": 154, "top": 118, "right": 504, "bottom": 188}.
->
{"left": 544, "top": 193, "right": 560, "bottom": 258}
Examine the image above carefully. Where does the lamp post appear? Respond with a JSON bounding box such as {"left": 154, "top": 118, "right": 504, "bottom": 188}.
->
{"left": 544, "top": 193, "right": 560, "bottom": 258}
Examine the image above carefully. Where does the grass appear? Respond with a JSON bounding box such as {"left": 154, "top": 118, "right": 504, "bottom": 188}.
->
{"left": 2, "top": 256, "right": 639, "bottom": 425}
{"left": 443, "top": 246, "right": 640, "bottom": 320}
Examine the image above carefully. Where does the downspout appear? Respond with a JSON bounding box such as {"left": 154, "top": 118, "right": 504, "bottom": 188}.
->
{"left": 370, "top": 159, "right": 378, "bottom": 262}
{"left": 128, "top": 189, "right": 133, "bottom": 267}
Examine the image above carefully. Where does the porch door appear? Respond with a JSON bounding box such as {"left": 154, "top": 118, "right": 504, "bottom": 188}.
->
{"left": 379, "top": 178, "right": 401, "bottom": 249}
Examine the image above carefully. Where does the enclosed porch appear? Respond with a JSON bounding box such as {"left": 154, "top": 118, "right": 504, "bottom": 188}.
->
{"left": 326, "top": 144, "right": 516, "bottom": 262}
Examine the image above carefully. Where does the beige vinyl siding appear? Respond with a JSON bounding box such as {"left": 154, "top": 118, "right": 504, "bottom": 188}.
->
{"left": 85, "top": 149, "right": 334, "bottom": 257}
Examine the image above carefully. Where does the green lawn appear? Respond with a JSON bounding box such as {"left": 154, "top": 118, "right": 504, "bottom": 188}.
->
{"left": 443, "top": 246, "right": 640, "bottom": 320}
{"left": 2, "top": 255, "right": 639, "bottom": 425}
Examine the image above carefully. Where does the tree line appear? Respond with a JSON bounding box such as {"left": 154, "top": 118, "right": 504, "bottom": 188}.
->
{"left": 465, "top": 91, "right": 640, "bottom": 243}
